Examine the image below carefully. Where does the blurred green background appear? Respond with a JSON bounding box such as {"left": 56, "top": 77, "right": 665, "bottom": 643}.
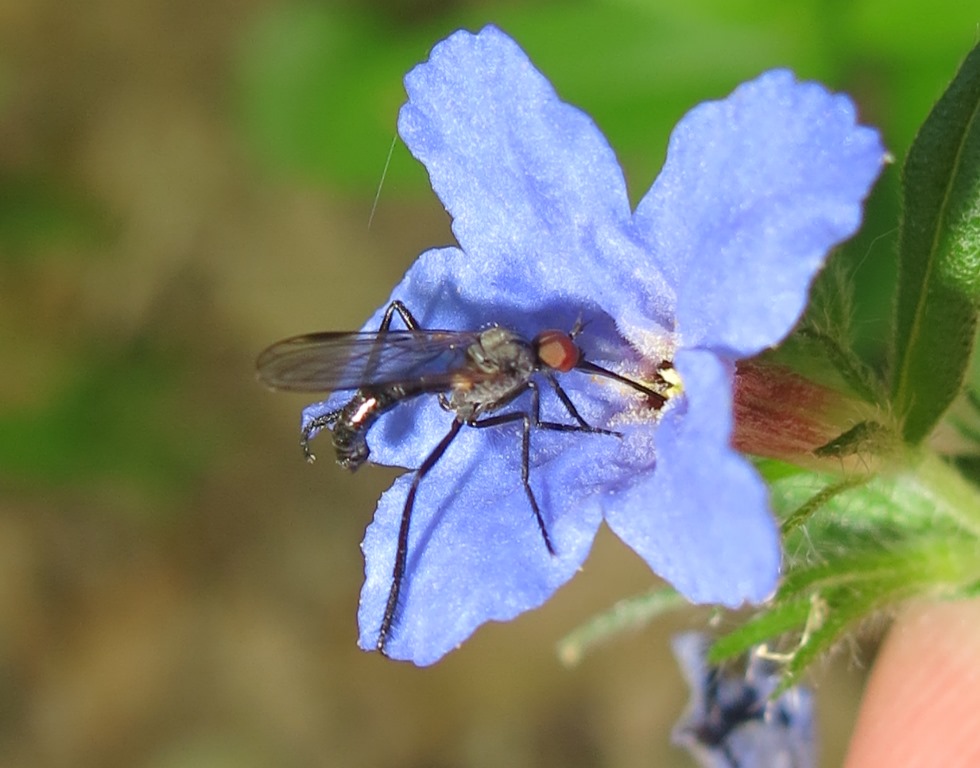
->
{"left": 0, "top": 0, "right": 974, "bottom": 766}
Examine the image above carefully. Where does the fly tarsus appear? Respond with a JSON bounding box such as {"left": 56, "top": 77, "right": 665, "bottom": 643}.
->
{"left": 301, "top": 409, "right": 341, "bottom": 463}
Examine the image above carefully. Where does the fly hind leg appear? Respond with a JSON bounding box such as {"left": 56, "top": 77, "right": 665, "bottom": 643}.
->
{"left": 377, "top": 419, "right": 464, "bottom": 655}
{"left": 306, "top": 299, "right": 421, "bottom": 465}
{"left": 301, "top": 409, "right": 341, "bottom": 463}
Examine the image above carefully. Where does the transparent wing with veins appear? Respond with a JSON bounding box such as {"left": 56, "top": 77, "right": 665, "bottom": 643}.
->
{"left": 256, "top": 329, "right": 488, "bottom": 393}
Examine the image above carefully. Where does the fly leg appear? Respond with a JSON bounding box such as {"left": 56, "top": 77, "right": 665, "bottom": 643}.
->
{"left": 470, "top": 389, "right": 555, "bottom": 556}
{"left": 379, "top": 299, "right": 421, "bottom": 331}
{"left": 301, "top": 409, "right": 341, "bottom": 462}
{"left": 541, "top": 373, "right": 622, "bottom": 435}
{"left": 469, "top": 380, "right": 622, "bottom": 557}
{"left": 377, "top": 418, "right": 464, "bottom": 655}
{"left": 380, "top": 380, "right": 616, "bottom": 652}
{"left": 310, "top": 300, "right": 421, "bottom": 465}
{"left": 358, "top": 298, "right": 421, "bottom": 390}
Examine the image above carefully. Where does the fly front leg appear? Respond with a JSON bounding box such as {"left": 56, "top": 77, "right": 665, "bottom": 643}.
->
{"left": 542, "top": 373, "right": 621, "bottom": 437}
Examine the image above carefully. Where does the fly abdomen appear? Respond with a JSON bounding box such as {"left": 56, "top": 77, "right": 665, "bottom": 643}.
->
{"left": 332, "top": 388, "right": 401, "bottom": 471}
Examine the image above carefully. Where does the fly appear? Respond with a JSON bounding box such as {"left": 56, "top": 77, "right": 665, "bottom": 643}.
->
{"left": 257, "top": 301, "right": 670, "bottom": 654}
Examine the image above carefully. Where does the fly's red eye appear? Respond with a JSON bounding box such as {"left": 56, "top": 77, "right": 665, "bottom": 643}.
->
{"left": 535, "top": 330, "right": 580, "bottom": 372}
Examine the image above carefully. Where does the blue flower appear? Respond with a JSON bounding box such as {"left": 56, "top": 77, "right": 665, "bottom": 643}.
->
{"left": 302, "top": 26, "right": 885, "bottom": 664}
{"left": 672, "top": 633, "right": 816, "bottom": 768}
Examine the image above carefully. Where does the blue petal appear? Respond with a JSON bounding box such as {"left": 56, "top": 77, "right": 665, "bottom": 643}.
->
{"left": 398, "top": 25, "right": 674, "bottom": 331}
{"left": 672, "top": 633, "right": 816, "bottom": 768}
{"left": 297, "top": 32, "right": 888, "bottom": 662}
{"left": 604, "top": 349, "right": 780, "bottom": 606}
{"left": 633, "top": 70, "right": 886, "bottom": 357}
{"left": 356, "top": 423, "right": 608, "bottom": 665}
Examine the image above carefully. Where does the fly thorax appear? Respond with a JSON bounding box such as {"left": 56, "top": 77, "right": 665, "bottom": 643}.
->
{"left": 448, "top": 328, "right": 537, "bottom": 422}
{"left": 469, "top": 328, "right": 536, "bottom": 373}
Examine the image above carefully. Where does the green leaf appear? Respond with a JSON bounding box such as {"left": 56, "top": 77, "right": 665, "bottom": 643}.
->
{"left": 767, "top": 324, "right": 885, "bottom": 406}
{"left": 891, "top": 42, "right": 980, "bottom": 444}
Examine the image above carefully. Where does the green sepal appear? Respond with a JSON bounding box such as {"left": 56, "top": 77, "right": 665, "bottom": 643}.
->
{"left": 813, "top": 420, "right": 894, "bottom": 460}
{"left": 705, "top": 597, "right": 812, "bottom": 665}
{"left": 891, "top": 42, "right": 980, "bottom": 444}
{"left": 709, "top": 456, "right": 980, "bottom": 687}
{"left": 555, "top": 587, "right": 686, "bottom": 666}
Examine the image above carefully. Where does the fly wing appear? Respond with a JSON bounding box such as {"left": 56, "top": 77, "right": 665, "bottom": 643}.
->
{"left": 256, "top": 329, "right": 482, "bottom": 393}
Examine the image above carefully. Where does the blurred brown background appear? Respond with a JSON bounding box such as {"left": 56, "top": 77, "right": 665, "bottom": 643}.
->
{"left": 8, "top": 0, "right": 970, "bottom": 764}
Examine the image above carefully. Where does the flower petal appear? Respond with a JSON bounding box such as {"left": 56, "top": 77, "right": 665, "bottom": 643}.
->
{"left": 604, "top": 349, "right": 780, "bottom": 605}
{"left": 398, "top": 26, "right": 674, "bottom": 327}
{"left": 633, "top": 70, "right": 886, "bottom": 357}
{"left": 356, "top": 424, "right": 607, "bottom": 665}
{"left": 672, "top": 633, "right": 816, "bottom": 768}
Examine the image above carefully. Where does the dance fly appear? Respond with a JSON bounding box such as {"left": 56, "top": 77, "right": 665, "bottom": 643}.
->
{"left": 256, "top": 301, "right": 668, "bottom": 654}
